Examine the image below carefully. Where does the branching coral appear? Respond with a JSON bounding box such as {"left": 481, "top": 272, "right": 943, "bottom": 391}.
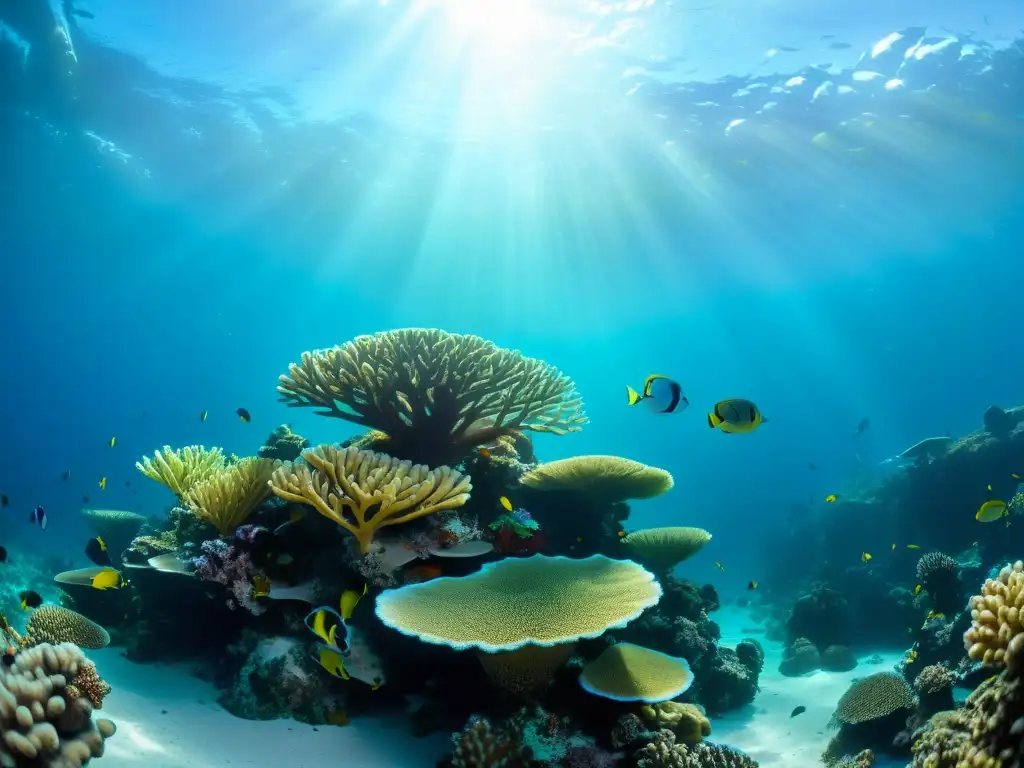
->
{"left": 451, "top": 718, "right": 531, "bottom": 768}
{"left": 269, "top": 445, "right": 472, "bottom": 554}
{"left": 136, "top": 445, "right": 226, "bottom": 496}
{"left": 635, "top": 730, "right": 759, "bottom": 767}
{"left": 184, "top": 457, "right": 276, "bottom": 536}
{"left": 23, "top": 607, "right": 110, "bottom": 650}
{"left": 0, "top": 643, "right": 116, "bottom": 767}
{"left": 276, "top": 329, "right": 587, "bottom": 464}
{"left": 519, "top": 456, "right": 673, "bottom": 502}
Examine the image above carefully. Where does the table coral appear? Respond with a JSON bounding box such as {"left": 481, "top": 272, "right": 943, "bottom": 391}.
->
{"left": 520, "top": 456, "right": 673, "bottom": 503}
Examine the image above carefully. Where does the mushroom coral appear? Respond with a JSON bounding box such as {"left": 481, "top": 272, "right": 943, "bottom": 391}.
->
{"left": 620, "top": 527, "right": 712, "bottom": 572}
{"left": 276, "top": 328, "right": 587, "bottom": 464}
{"left": 579, "top": 642, "right": 694, "bottom": 703}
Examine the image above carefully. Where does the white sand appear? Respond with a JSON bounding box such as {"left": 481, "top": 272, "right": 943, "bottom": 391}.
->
{"left": 91, "top": 648, "right": 446, "bottom": 768}
{"left": 711, "top": 607, "right": 907, "bottom": 768}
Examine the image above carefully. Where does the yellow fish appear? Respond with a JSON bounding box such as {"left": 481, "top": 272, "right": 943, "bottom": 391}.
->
{"left": 747, "top": 580, "right": 758, "bottom": 590}
{"left": 499, "top": 496, "right": 513, "bottom": 512}
{"left": 252, "top": 574, "right": 271, "bottom": 599}
{"left": 825, "top": 494, "right": 838, "bottom": 504}
{"left": 976, "top": 500, "right": 1009, "bottom": 523}
{"left": 305, "top": 607, "right": 347, "bottom": 648}
{"left": 90, "top": 568, "right": 126, "bottom": 590}
{"left": 315, "top": 643, "right": 350, "bottom": 680}
{"left": 914, "top": 584, "right": 922, "bottom": 596}
{"left": 340, "top": 584, "right": 367, "bottom": 622}
{"left": 200, "top": 410, "right": 209, "bottom": 422}
{"left": 1012, "top": 473, "right": 1021, "bottom": 480}
{"left": 714, "top": 562, "right": 725, "bottom": 571}
{"left": 891, "top": 543, "right": 896, "bottom": 552}
{"left": 575, "top": 537, "right": 583, "bottom": 544}
{"left": 708, "top": 399, "right": 766, "bottom": 435}
{"left": 907, "top": 648, "right": 918, "bottom": 664}
{"left": 987, "top": 484, "right": 993, "bottom": 491}
{"left": 861, "top": 552, "right": 872, "bottom": 563}
{"left": 108, "top": 437, "right": 116, "bottom": 448}
{"left": 906, "top": 544, "right": 920, "bottom": 550}
{"left": 98, "top": 477, "right": 107, "bottom": 490}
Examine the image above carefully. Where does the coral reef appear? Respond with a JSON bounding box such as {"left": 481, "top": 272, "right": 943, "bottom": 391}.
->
{"left": 80, "top": 508, "right": 147, "bottom": 560}
{"left": 579, "top": 643, "right": 693, "bottom": 703}
{"left": 276, "top": 329, "right": 587, "bottom": 465}
{"left": 634, "top": 730, "right": 759, "bottom": 767}
{"left": 449, "top": 718, "right": 532, "bottom": 768}
{"left": 184, "top": 457, "right": 277, "bottom": 535}
{"left": 258, "top": 424, "right": 310, "bottom": 462}
{"left": 136, "top": 444, "right": 227, "bottom": 496}
{"left": 916, "top": 552, "right": 962, "bottom": 616}
{"left": 0, "top": 642, "right": 116, "bottom": 767}
{"left": 190, "top": 526, "right": 269, "bottom": 615}
{"left": 520, "top": 456, "right": 672, "bottom": 502}
{"left": 912, "top": 664, "right": 956, "bottom": 716}
{"left": 963, "top": 560, "right": 1023, "bottom": 666}
{"left": 824, "top": 672, "right": 917, "bottom": 765}
{"left": 620, "top": 528, "right": 712, "bottom": 574}
{"left": 779, "top": 637, "right": 821, "bottom": 677}
{"left": 639, "top": 702, "right": 711, "bottom": 744}
{"left": 23, "top": 607, "right": 110, "bottom": 650}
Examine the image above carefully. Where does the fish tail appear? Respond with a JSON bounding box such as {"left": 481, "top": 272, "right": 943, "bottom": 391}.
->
{"left": 626, "top": 386, "right": 642, "bottom": 406}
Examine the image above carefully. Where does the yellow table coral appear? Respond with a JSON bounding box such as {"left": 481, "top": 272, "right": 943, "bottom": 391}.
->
{"left": 579, "top": 643, "right": 694, "bottom": 703}
{"left": 621, "top": 527, "right": 712, "bottom": 571}
{"left": 519, "top": 455, "right": 674, "bottom": 502}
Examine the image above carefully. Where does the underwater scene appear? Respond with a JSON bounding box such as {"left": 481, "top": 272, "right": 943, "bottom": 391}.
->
{"left": 2, "top": 0, "right": 1024, "bottom": 766}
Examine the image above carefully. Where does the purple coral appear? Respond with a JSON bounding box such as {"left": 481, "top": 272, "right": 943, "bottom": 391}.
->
{"left": 191, "top": 527, "right": 269, "bottom": 615}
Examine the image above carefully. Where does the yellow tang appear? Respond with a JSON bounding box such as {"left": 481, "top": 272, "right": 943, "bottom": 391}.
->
{"left": 861, "top": 552, "right": 872, "bottom": 563}
{"left": 499, "top": 496, "right": 513, "bottom": 512}
{"left": 305, "top": 606, "right": 348, "bottom": 650}
{"left": 976, "top": 500, "right": 1009, "bottom": 523}
{"left": 825, "top": 494, "right": 838, "bottom": 503}
{"left": 708, "top": 399, "right": 766, "bottom": 434}
{"left": 315, "top": 643, "right": 350, "bottom": 680}
{"left": 90, "top": 568, "right": 126, "bottom": 590}
{"left": 340, "top": 584, "right": 367, "bottom": 622}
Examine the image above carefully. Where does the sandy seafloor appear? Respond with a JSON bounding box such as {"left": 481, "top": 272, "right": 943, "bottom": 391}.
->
{"left": 91, "top": 606, "right": 911, "bottom": 768}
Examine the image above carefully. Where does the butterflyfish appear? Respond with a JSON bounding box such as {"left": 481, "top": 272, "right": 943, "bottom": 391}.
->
{"left": 499, "top": 496, "right": 513, "bottom": 512}
{"left": 108, "top": 437, "right": 116, "bottom": 448}
{"left": 99, "top": 477, "right": 107, "bottom": 490}
{"left": 305, "top": 606, "right": 349, "bottom": 650}
{"left": 85, "top": 537, "right": 112, "bottom": 567}
{"left": 236, "top": 407, "right": 251, "bottom": 423}
{"left": 340, "top": 584, "right": 367, "bottom": 621}
{"left": 626, "top": 375, "right": 689, "bottom": 414}
{"left": 314, "top": 643, "right": 350, "bottom": 680}
{"left": 861, "top": 552, "right": 872, "bottom": 563}
{"left": 747, "top": 580, "right": 759, "bottom": 590}
{"left": 976, "top": 500, "right": 1009, "bottom": 523}
{"left": 19, "top": 590, "right": 42, "bottom": 610}
{"left": 90, "top": 568, "right": 126, "bottom": 590}
{"left": 708, "top": 399, "right": 766, "bottom": 434}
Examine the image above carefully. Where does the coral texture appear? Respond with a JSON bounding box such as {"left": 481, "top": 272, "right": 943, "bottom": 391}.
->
{"left": 136, "top": 445, "right": 227, "bottom": 496}
{"left": 451, "top": 718, "right": 531, "bottom": 768}
{"left": 24, "top": 607, "right": 110, "bottom": 650}
{"left": 258, "top": 424, "right": 310, "bottom": 462}
{"left": 579, "top": 643, "right": 693, "bottom": 703}
{"left": 184, "top": 457, "right": 276, "bottom": 535}
{"left": 639, "top": 702, "right": 711, "bottom": 744}
{"left": 831, "top": 672, "right": 916, "bottom": 727}
{"left": 620, "top": 528, "right": 712, "bottom": 572}
{"left": 519, "top": 456, "right": 673, "bottom": 502}
{"left": 269, "top": 445, "right": 472, "bottom": 554}
{"left": 191, "top": 527, "right": 268, "bottom": 615}
{"left": 635, "top": 730, "right": 759, "bottom": 767}
{"left": 963, "top": 560, "right": 1024, "bottom": 667}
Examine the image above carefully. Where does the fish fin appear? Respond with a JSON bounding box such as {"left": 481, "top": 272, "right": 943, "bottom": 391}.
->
{"left": 626, "top": 386, "right": 642, "bottom": 406}
{"left": 642, "top": 374, "right": 666, "bottom": 396}
{"left": 761, "top": 415, "right": 770, "bottom": 424}
{"left": 707, "top": 413, "right": 719, "bottom": 428}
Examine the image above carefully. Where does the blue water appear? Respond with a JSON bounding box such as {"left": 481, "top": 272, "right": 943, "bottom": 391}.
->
{"left": 2, "top": 1, "right": 1023, "bottom": 766}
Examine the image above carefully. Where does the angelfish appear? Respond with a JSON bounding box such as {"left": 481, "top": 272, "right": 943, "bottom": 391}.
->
{"left": 626, "top": 375, "right": 688, "bottom": 414}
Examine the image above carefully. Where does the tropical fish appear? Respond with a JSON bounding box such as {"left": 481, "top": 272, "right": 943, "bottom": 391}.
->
{"left": 708, "top": 399, "right": 766, "bottom": 434}
{"left": 891, "top": 543, "right": 896, "bottom": 552}
{"left": 85, "top": 537, "right": 112, "bottom": 567}
{"left": 976, "top": 500, "right": 1009, "bottom": 523}
{"left": 200, "top": 410, "right": 209, "bottom": 422}
{"left": 314, "top": 643, "right": 350, "bottom": 680}
{"left": 914, "top": 585, "right": 922, "bottom": 596}
{"left": 617, "top": 531, "right": 626, "bottom": 538}
{"left": 499, "top": 496, "right": 513, "bottom": 512}
{"left": 19, "top": 590, "right": 42, "bottom": 610}
{"left": 790, "top": 706, "right": 806, "bottom": 718}
{"left": 479, "top": 448, "right": 490, "bottom": 458}
{"left": 90, "top": 568, "right": 126, "bottom": 590}
{"left": 926, "top": 611, "right": 945, "bottom": 621}
{"left": 0, "top": 495, "right": 7, "bottom": 507}
{"left": 626, "top": 375, "right": 688, "bottom": 414}
{"left": 987, "top": 484, "right": 993, "bottom": 492}
{"left": 108, "top": 437, "right": 116, "bottom": 448}
{"left": 251, "top": 574, "right": 271, "bottom": 598}
{"left": 747, "top": 581, "right": 759, "bottom": 590}
{"left": 825, "top": 494, "right": 838, "bottom": 503}
{"left": 236, "top": 408, "right": 251, "bottom": 423}
{"left": 0, "top": 547, "right": 6, "bottom": 564}
{"left": 853, "top": 417, "right": 870, "bottom": 436}
{"left": 340, "top": 584, "right": 367, "bottom": 621}
{"left": 906, "top": 544, "right": 920, "bottom": 550}
{"left": 99, "top": 477, "right": 107, "bottom": 490}
{"left": 1, "top": 650, "right": 15, "bottom": 667}
{"left": 714, "top": 562, "right": 725, "bottom": 571}
{"left": 29, "top": 506, "right": 47, "bottom": 531}
{"left": 808, "top": 463, "right": 816, "bottom": 471}
{"left": 907, "top": 648, "right": 918, "bottom": 664}
{"left": 861, "top": 552, "right": 872, "bottom": 563}
{"left": 305, "top": 606, "right": 348, "bottom": 649}
{"left": 1012, "top": 473, "right": 1021, "bottom": 480}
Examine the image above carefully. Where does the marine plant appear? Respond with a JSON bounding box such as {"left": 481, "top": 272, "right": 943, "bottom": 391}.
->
{"left": 275, "top": 328, "right": 587, "bottom": 465}
{"left": 268, "top": 445, "right": 472, "bottom": 554}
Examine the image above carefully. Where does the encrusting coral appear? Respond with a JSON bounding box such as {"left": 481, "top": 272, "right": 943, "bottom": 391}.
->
{"left": 136, "top": 445, "right": 227, "bottom": 496}
{"left": 579, "top": 643, "right": 693, "bottom": 703}
{"left": 64, "top": 661, "right": 111, "bottom": 710}
{"left": 0, "top": 642, "right": 116, "bottom": 767}
{"left": 620, "top": 527, "right": 712, "bottom": 572}
{"left": 450, "top": 718, "right": 531, "bottom": 768}
{"left": 519, "top": 456, "right": 673, "bottom": 502}
{"left": 639, "top": 702, "right": 711, "bottom": 744}
{"left": 23, "top": 607, "right": 110, "bottom": 650}
{"left": 276, "top": 328, "right": 587, "bottom": 464}
{"left": 269, "top": 445, "right": 472, "bottom": 555}
{"left": 184, "top": 457, "right": 277, "bottom": 536}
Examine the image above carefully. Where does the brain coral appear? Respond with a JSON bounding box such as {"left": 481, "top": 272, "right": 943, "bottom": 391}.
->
{"left": 24, "top": 607, "right": 110, "bottom": 650}
{"left": 375, "top": 554, "right": 661, "bottom": 651}
{"left": 579, "top": 643, "right": 693, "bottom": 703}
{"left": 620, "top": 528, "right": 712, "bottom": 571}
{"left": 519, "top": 456, "right": 673, "bottom": 502}
{"left": 831, "top": 672, "right": 916, "bottom": 727}
{"left": 964, "top": 559, "right": 1024, "bottom": 668}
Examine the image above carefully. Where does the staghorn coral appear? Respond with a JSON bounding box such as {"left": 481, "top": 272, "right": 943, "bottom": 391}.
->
{"left": 831, "top": 672, "right": 916, "bottom": 727}
{"left": 23, "top": 607, "right": 110, "bottom": 650}
{"left": 184, "top": 457, "right": 276, "bottom": 536}
{"left": 963, "top": 560, "right": 1024, "bottom": 667}
{"left": 917, "top": 553, "right": 962, "bottom": 615}
{"left": 520, "top": 456, "right": 673, "bottom": 502}
{"left": 579, "top": 643, "right": 693, "bottom": 703}
{"left": 258, "top": 424, "right": 310, "bottom": 462}
{"left": 620, "top": 527, "right": 712, "bottom": 572}
{"left": 136, "top": 445, "right": 227, "bottom": 496}
{"left": 635, "top": 730, "right": 759, "bottom": 767}
{"left": 451, "top": 718, "right": 531, "bottom": 768}
{"left": 0, "top": 642, "right": 116, "bottom": 767}
{"left": 64, "top": 661, "right": 111, "bottom": 710}
{"left": 276, "top": 329, "right": 587, "bottom": 465}
{"left": 639, "top": 703, "right": 710, "bottom": 744}
{"left": 269, "top": 445, "right": 471, "bottom": 554}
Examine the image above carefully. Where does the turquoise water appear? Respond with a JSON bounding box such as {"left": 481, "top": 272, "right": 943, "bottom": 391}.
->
{"left": 1, "top": 1, "right": 1023, "bottom": 767}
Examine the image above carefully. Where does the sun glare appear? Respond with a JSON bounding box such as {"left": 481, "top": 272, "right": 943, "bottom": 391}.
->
{"left": 417, "top": 0, "right": 556, "bottom": 57}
